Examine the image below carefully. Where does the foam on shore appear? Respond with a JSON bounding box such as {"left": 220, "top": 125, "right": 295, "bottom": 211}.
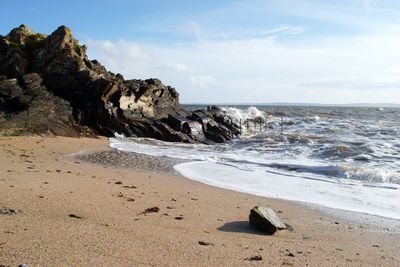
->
{"left": 110, "top": 136, "right": 400, "bottom": 221}
{"left": 174, "top": 161, "right": 400, "bottom": 220}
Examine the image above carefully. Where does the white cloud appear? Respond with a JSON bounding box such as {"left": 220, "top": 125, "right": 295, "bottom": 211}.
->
{"left": 157, "top": 62, "right": 191, "bottom": 73}
{"left": 85, "top": 27, "right": 400, "bottom": 104}
{"left": 362, "top": 0, "right": 374, "bottom": 11}
{"left": 86, "top": 39, "right": 153, "bottom": 77}
{"left": 180, "top": 21, "right": 203, "bottom": 39}
{"left": 189, "top": 75, "right": 215, "bottom": 88}
{"left": 258, "top": 25, "right": 306, "bottom": 36}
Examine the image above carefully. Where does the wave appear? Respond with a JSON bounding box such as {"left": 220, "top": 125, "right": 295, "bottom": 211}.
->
{"left": 174, "top": 161, "right": 400, "bottom": 220}
{"left": 109, "top": 137, "right": 400, "bottom": 186}
{"left": 222, "top": 106, "right": 265, "bottom": 122}
{"left": 109, "top": 105, "right": 400, "bottom": 220}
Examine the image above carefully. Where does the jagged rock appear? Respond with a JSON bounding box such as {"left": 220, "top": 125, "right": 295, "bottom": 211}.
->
{"left": 0, "top": 25, "right": 238, "bottom": 142}
{"left": 249, "top": 206, "right": 287, "bottom": 234}
{"left": 0, "top": 72, "right": 92, "bottom": 136}
{"left": 6, "top": 24, "right": 34, "bottom": 45}
{"left": 0, "top": 78, "right": 24, "bottom": 110}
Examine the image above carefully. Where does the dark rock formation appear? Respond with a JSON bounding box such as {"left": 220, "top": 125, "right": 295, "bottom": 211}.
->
{"left": 0, "top": 25, "right": 239, "bottom": 143}
{"left": 249, "top": 206, "right": 287, "bottom": 234}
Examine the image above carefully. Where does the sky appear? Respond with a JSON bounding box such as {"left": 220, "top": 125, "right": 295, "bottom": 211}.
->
{"left": 1, "top": 0, "right": 400, "bottom": 104}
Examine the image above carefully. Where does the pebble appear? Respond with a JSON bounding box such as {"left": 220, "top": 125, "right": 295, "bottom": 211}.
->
{"left": 0, "top": 208, "right": 16, "bottom": 216}
{"left": 69, "top": 214, "right": 83, "bottom": 219}
{"left": 198, "top": 241, "right": 213, "bottom": 246}
{"left": 245, "top": 255, "right": 262, "bottom": 261}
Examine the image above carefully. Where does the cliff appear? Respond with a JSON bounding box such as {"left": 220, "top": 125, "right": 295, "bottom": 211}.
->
{"left": 0, "top": 25, "right": 239, "bottom": 143}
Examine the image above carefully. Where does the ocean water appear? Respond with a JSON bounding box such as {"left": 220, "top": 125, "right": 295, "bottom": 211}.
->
{"left": 109, "top": 105, "right": 400, "bottom": 220}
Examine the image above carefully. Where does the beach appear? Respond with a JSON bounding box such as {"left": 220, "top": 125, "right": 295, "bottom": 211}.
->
{"left": 0, "top": 136, "right": 399, "bottom": 266}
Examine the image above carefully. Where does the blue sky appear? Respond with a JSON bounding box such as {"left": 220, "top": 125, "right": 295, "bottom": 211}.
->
{"left": 2, "top": 0, "right": 400, "bottom": 104}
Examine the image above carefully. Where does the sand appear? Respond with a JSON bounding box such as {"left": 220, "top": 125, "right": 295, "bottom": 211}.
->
{"left": 0, "top": 136, "right": 399, "bottom": 266}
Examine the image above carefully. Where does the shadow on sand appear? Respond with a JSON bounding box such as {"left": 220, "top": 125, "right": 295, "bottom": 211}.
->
{"left": 217, "top": 220, "right": 270, "bottom": 236}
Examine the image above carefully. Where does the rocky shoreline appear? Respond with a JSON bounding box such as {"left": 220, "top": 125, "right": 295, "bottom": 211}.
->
{"left": 0, "top": 25, "right": 239, "bottom": 143}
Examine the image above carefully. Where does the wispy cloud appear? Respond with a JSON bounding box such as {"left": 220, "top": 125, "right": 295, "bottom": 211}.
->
{"left": 258, "top": 25, "right": 306, "bottom": 36}
{"left": 362, "top": 0, "right": 374, "bottom": 11}
{"left": 189, "top": 75, "right": 216, "bottom": 88}
{"left": 180, "top": 21, "right": 203, "bottom": 39}
{"left": 301, "top": 79, "right": 400, "bottom": 91}
{"left": 84, "top": 0, "right": 400, "bottom": 104}
{"left": 86, "top": 27, "right": 400, "bottom": 104}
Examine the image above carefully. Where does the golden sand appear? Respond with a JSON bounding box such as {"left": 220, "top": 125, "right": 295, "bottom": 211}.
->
{"left": 0, "top": 136, "right": 399, "bottom": 266}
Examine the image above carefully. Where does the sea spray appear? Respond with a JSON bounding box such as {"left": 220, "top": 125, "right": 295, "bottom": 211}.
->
{"left": 109, "top": 105, "right": 400, "bottom": 220}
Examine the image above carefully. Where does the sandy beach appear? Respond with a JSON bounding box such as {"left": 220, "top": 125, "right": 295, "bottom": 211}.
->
{"left": 0, "top": 136, "right": 399, "bottom": 266}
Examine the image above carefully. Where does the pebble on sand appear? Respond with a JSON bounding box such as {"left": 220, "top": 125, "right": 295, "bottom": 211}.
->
{"left": 249, "top": 206, "right": 287, "bottom": 235}
{"left": 0, "top": 208, "right": 17, "bottom": 216}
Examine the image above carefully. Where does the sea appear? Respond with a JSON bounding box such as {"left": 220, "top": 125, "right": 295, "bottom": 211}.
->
{"left": 109, "top": 105, "right": 400, "bottom": 221}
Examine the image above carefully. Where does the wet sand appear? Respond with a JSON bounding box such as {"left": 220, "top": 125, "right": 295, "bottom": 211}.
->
{"left": 0, "top": 136, "right": 399, "bottom": 266}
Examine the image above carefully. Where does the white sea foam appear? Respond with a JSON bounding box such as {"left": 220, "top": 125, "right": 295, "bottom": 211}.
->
{"left": 108, "top": 106, "right": 400, "bottom": 220}
{"left": 222, "top": 106, "right": 265, "bottom": 121}
{"left": 109, "top": 136, "right": 400, "bottom": 220}
{"left": 174, "top": 161, "right": 400, "bottom": 220}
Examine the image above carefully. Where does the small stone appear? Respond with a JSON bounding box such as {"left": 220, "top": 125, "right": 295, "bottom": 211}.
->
{"left": 286, "top": 252, "right": 295, "bottom": 257}
{"left": 122, "top": 185, "right": 137, "bottom": 189}
{"left": 0, "top": 208, "right": 17, "bottom": 216}
{"left": 175, "top": 216, "right": 183, "bottom": 220}
{"left": 115, "top": 181, "right": 122, "bottom": 185}
{"left": 69, "top": 214, "right": 82, "bottom": 219}
{"left": 245, "top": 255, "right": 262, "bottom": 261}
{"left": 141, "top": 207, "right": 159, "bottom": 215}
{"left": 198, "top": 241, "right": 213, "bottom": 246}
{"left": 249, "top": 206, "right": 287, "bottom": 234}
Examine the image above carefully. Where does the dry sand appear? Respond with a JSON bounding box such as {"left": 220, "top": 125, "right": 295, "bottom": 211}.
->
{"left": 0, "top": 136, "right": 399, "bottom": 266}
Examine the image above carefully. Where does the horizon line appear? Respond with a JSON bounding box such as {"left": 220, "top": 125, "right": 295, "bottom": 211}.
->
{"left": 181, "top": 102, "right": 400, "bottom": 107}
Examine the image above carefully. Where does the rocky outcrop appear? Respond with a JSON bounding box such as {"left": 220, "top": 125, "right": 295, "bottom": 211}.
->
{"left": 249, "top": 206, "right": 287, "bottom": 234}
{"left": 0, "top": 25, "right": 239, "bottom": 143}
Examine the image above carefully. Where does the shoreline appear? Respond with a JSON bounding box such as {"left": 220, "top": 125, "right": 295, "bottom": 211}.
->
{"left": 1, "top": 136, "right": 399, "bottom": 266}
{"left": 73, "top": 145, "right": 400, "bottom": 234}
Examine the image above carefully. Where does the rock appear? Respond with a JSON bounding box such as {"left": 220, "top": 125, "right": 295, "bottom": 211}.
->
{"left": 285, "top": 250, "right": 295, "bottom": 257}
{"left": 69, "top": 214, "right": 82, "bottom": 219}
{"left": 245, "top": 255, "right": 263, "bottom": 261}
{"left": 0, "top": 208, "right": 17, "bottom": 215}
{"left": 249, "top": 206, "right": 287, "bottom": 234}
{"left": 6, "top": 24, "right": 34, "bottom": 45}
{"left": 140, "top": 206, "right": 160, "bottom": 215}
{"left": 198, "top": 241, "right": 213, "bottom": 246}
{"left": 0, "top": 25, "right": 237, "bottom": 143}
